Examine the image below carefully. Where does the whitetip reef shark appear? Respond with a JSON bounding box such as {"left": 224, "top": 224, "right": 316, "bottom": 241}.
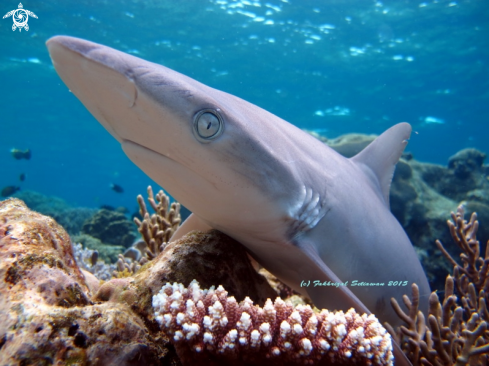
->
{"left": 47, "top": 36, "right": 430, "bottom": 365}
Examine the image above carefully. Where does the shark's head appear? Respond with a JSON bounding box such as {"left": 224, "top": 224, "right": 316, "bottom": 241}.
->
{"left": 46, "top": 36, "right": 328, "bottom": 241}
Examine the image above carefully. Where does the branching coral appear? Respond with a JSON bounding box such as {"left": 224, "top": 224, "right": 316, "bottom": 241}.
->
{"left": 153, "top": 280, "right": 394, "bottom": 366}
{"left": 113, "top": 187, "right": 181, "bottom": 277}
{"left": 134, "top": 186, "right": 181, "bottom": 260}
{"left": 113, "top": 253, "right": 141, "bottom": 278}
{"left": 387, "top": 205, "right": 489, "bottom": 366}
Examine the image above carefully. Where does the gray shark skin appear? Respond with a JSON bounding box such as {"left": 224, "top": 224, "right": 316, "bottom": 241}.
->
{"left": 47, "top": 36, "right": 430, "bottom": 365}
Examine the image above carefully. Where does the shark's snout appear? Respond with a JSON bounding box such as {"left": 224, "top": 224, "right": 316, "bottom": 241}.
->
{"left": 47, "top": 37, "right": 141, "bottom": 143}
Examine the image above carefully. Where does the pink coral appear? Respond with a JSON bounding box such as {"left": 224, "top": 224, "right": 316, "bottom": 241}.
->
{"left": 153, "top": 280, "right": 393, "bottom": 366}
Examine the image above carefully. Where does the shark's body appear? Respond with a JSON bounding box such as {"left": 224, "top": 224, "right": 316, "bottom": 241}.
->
{"left": 47, "top": 37, "right": 429, "bottom": 362}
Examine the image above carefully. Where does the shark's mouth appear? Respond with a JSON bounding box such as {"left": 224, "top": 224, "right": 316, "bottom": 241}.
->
{"left": 120, "top": 139, "right": 220, "bottom": 210}
{"left": 122, "top": 139, "right": 187, "bottom": 171}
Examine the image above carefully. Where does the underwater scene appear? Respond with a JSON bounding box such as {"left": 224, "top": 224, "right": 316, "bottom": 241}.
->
{"left": 0, "top": 0, "right": 488, "bottom": 365}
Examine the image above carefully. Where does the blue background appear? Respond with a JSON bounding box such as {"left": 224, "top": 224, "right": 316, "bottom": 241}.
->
{"left": 1, "top": 0, "right": 487, "bottom": 211}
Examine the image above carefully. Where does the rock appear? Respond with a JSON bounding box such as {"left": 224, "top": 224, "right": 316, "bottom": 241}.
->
{"left": 82, "top": 208, "right": 137, "bottom": 248}
{"left": 131, "top": 230, "right": 279, "bottom": 316}
{"left": 0, "top": 198, "right": 171, "bottom": 365}
{"left": 448, "top": 148, "right": 486, "bottom": 179}
{"left": 15, "top": 190, "right": 96, "bottom": 235}
{"left": 388, "top": 154, "right": 489, "bottom": 291}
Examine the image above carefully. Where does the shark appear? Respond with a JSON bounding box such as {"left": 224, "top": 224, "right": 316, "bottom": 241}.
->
{"left": 47, "top": 36, "right": 430, "bottom": 365}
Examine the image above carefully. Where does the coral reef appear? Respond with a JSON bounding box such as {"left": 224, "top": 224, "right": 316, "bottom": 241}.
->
{"left": 72, "top": 232, "right": 125, "bottom": 263}
{"left": 389, "top": 151, "right": 489, "bottom": 291}
{"left": 82, "top": 208, "right": 137, "bottom": 248}
{"left": 4, "top": 191, "right": 489, "bottom": 365}
{"left": 0, "top": 199, "right": 281, "bottom": 365}
{"left": 153, "top": 280, "right": 394, "bottom": 366}
{"left": 112, "top": 186, "right": 182, "bottom": 277}
{"left": 134, "top": 185, "right": 181, "bottom": 260}
{"left": 15, "top": 190, "right": 96, "bottom": 235}
{"left": 323, "top": 132, "right": 377, "bottom": 158}
{"left": 0, "top": 198, "right": 165, "bottom": 365}
{"left": 133, "top": 230, "right": 279, "bottom": 308}
{"left": 114, "top": 252, "right": 143, "bottom": 277}
{"left": 387, "top": 205, "right": 489, "bottom": 366}
{"left": 72, "top": 242, "right": 116, "bottom": 281}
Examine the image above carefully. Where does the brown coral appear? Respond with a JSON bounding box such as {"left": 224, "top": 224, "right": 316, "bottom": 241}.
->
{"left": 153, "top": 280, "right": 394, "bottom": 366}
{"left": 112, "top": 186, "right": 181, "bottom": 278}
{"left": 387, "top": 205, "right": 489, "bottom": 366}
{"left": 134, "top": 186, "right": 181, "bottom": 260}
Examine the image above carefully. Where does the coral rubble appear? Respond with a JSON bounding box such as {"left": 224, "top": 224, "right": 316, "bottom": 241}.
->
{"left": 387, "top": 205, "right": 489, "bottom": 366}
{"left": 153, "top": 280, "right": 394, "bottom": 366}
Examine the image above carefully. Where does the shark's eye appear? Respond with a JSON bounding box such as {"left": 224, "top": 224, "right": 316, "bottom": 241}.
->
{"left": 193, "top": 109, "right": 223, "bottom": 142}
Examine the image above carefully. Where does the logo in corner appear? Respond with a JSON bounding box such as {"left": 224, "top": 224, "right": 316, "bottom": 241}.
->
{"left": 3, "top": 3, "right": 38, "bottom": 32}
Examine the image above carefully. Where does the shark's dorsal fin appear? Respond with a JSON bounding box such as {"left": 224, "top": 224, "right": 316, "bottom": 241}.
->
{"left": 351, "top": 122, "right": 411, "bottom": 207}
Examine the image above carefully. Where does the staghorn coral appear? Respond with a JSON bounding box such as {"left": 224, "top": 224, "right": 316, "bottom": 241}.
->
{"left": 134, "top": 186, "right": 181, "bottom": 260}
{"left": 152, "top": 280, "right": 394, "bottom": 366}
{"left": 387, "top": 205, "right": 489, "bottom": 366}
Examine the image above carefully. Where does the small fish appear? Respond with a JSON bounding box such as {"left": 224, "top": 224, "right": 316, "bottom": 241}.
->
{"left": 11, "top": 148, "right": 31, "bottom": 160}
{"left": 19, "top": 173, "right": 26, "bottom": 181}
{"left": 110, "top": 183, "right": 124, "bottom": 193}
{"left": 1, "top": 186, "right": 20, "bottom": 197}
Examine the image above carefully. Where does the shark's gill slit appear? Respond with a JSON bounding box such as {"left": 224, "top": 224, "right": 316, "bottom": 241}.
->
{"left": 192, "top": 109, "right": 224, "bottom": 143}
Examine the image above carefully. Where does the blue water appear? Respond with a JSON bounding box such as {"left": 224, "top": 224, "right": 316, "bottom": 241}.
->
{"left": 1, "top": 0, "right": 487, "bottom": 210}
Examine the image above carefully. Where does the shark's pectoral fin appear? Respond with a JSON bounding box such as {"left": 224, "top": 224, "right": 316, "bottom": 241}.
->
{"left": 293, "top": 238, "right": 371, "bottom": 313}
{"left": 170, "top": 213, "right": 213, "bottom": 242}
{"left": 351, "top": 122, "right": 411, "bottom": 207}
{"left": 296, "top": 241, "right": 412, "bottom": 366}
